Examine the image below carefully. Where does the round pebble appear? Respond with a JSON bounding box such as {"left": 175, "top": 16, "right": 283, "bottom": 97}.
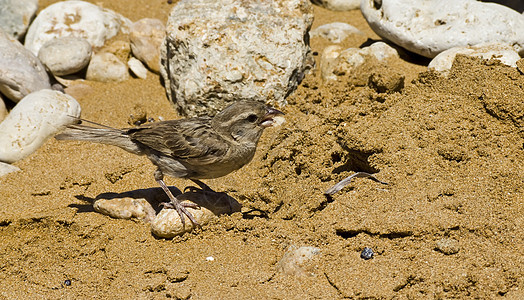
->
{"left": 0, "top": 89, "right": 81, "bottom": 163}
{"left": 86, "top": 52, "right": 129, "bottom": 83}
{"left": 38, "top": 37, "right": 92, "bottom": 76}
{"left": 64, "top": 279, "right": 71, "bottom": 286}
{"left": 360, "top": 247, "right": 374, "bottom": 260}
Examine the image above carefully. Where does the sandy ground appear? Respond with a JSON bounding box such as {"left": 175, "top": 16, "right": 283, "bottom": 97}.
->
{"left": 1, "top": 1, "right": 523, "bottom": 299}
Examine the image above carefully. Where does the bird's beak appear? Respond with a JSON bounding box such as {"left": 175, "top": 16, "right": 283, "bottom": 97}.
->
{"left": 260, "top": 107, "right": 285, "bottom": 127}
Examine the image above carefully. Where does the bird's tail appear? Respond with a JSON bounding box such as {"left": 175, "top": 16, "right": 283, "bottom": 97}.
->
{"left": 55, "top": 123, "right": 143, "bottom": 154}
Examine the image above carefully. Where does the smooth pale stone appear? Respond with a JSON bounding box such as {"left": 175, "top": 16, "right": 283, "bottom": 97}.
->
{"left": 276, "top": 245, "right": 321, "bottom": 276}
{"left": 0, "top": 30, "right": 51, "bottom": 102}
{"left": 0, "top": 162, "right": 20, "bottom": 177}
{"left": 361, "top": 0, "right": 524, "bottom": 58}
{"left": 160, "top": 0, "right": 314, "bottom": 117}
{"left": 320, "top": 45, "right": 343, "bottom": 81}
{"left": 151, "top": 190, "right": 241, "bottom": 238}
{"left": 311, "top": 0, "right": 360, "bottom": 11}
{"left": 321, "top": 41, "right": 399, "bottom": 81}
{"left": 38, "top": 37, "right": 92, "bottom": 76}
{"left": 94, "top": 198, "right": 156, "bottom": 223}
{"left": 310, "top": 22, "right": 363, "bottom": 43}
{"left": 24, "top": 0, "right": 131, "bottom": 55}
{"left": 0, "top": 0, "right": 38, "bottom": 40}
{"left": 86, "top": 52, "right": 129, "bottom": 82}
{"left": 0, "top": 96, "right": 6, "bottom": 122}
{"left": 0, "top": 89, "right": 81, "bottom": 163}
{"left": 130, "top": 18, "right": 164, "bottom": 73}
{"left": 429, "top": 42, "right": 521, "bottom": 74}
{"left": 128, "top": 57, "right": 148, "bottom": 79}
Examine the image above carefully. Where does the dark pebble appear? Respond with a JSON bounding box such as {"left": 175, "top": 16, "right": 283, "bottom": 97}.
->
{"left": 64, "top": 279, "right": 71, "bottom": 286}
{"left": 360, "top": 247, "right": 374, "bottom": 260}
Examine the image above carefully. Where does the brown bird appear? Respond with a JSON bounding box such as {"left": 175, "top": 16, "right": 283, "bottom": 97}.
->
{"left": 56, "top": 101, "right": 284, "bottom": 228}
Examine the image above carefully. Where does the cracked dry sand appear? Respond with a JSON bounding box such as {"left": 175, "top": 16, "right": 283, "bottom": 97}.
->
{"left": 1, "top": 1, "right": 523, "bottom": 299}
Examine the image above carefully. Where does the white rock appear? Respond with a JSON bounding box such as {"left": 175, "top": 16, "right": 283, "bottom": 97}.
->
{"left": 0, "top": 96, "right": 6, "bottom": 122}
{"left": 310, "top": 22, "right": 363, "bottom": 43}
{"left": 322, "top": 41, "right": 399, "bottom": 81}
{"left": 429, "top": 42, "right": 521, "bottom": 74}
{"left": 276, "top": 245, "right": 321, "bottom": 276}
{"left": 0, "top": 89, "right": 81, "bottom": 163}
{"left": 320, "top": 45, "right": 343, "bottom": 81}
{"left": 130, "top": 18, "right": 165, "bottom": 73}
{"left": 38, "top": 37, "right": 92, "bottom": 76}
{"left": 86, "top": 52, "right": 129, "bottom": 82}
{"left": 0, "top": 0, "right": 38, "bottom": 40}
{"left": 361, "top": 0, "right": 524, "bottom": 58}
{"left": 24, "top": 0, "right": 131, "bottom": 55}
{"left": 0, "top": 162, "right": 20, "bottom": 177}
{"left": 128, "top": 57, "right": 148, "bottom": 79}
{"left": 160, "top": 0, "right": 314, "bottom": 117}
{"left": 0, "top": 30, "right": 51, "bottom": 102}
{"left": 311, "top": 0, "right": 360, "bottom": 11}
{"left": 151, "top": 189, "right": 241, "bottom": 238}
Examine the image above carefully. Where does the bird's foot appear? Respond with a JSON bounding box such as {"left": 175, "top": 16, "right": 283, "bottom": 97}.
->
{"left": 159, "top": 200, "right": 201, "bottom": 229}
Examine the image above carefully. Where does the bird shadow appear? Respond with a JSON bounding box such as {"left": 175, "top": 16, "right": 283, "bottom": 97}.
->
{"left": 69, "top": 185, "right": 242, "bottom": 217}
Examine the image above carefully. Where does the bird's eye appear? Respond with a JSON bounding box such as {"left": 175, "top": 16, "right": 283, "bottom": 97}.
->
{"left": 246, "top": 114, "right": 258, "bottom": 123}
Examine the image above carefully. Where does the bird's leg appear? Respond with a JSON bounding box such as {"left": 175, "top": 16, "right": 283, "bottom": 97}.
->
{"left": 155, "top": 170, "right": 200, "bottom": 228}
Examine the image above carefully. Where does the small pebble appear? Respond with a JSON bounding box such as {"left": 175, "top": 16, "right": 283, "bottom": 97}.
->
{"left": 38, "top": 37, "right": 92, "bottom": 76}
{"left": 128, "top": 57, "right": 148, "bottom": 79}
{"left": 86, "top": 52, "right": 129, "bottom": 83}
{"left": 435, "top": 238, "right": 460, "bottom": 255}
{"left": 310, "top": 22, "right": 363, "bottom": 43}
{"left": 206, "top": 256, "right": 215, "bottom": 262}
{"left": 360, "top": 247, "right": 374, "bottom": 260}
{"left": 277, "top": 245, "right": 320, "bottom": 277}
{"left": 64, "top": 279, "right": 71, "bottom": 286}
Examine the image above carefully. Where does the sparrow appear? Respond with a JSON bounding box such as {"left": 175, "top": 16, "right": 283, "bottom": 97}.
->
{"left": 56, "top": 101, "right": 284, "bottom": 228}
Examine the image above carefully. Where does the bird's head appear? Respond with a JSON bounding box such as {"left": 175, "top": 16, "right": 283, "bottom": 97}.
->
{"left": 211, "top": 101, "right": 284, "bottom": 144}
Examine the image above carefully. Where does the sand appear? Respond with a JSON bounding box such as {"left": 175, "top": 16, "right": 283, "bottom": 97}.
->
{"left": 1, "top": 1, "right": 523, "bottom": 298}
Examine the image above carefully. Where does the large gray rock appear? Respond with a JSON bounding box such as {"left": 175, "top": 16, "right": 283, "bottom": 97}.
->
{"left": 160, "top": 0, "right": 314, "bottom": 117}
{"left": 38, "top": 37, "right": 92, "bottom": 76}
{"left": 0, "top": 30, "right": 51, "bottom": 102}
{"left": 0, "top": 0, "right": 38, "bottom": 40}
{"left": 361, "top": 0, "right": 524, "bottom": 58}
{"left": 24, "top": 0, "right": 131, "bottom": 56}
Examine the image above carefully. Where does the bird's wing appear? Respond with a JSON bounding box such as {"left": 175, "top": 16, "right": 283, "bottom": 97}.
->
{"left": 126, "top": 118, "right": 230, "bottom": 163}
